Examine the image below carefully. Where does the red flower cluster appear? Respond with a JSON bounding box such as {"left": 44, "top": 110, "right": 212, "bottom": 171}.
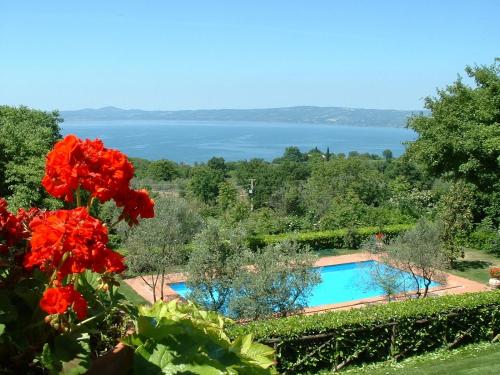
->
{"left": 375, "top": 232, "right": 385, "bottom": 241}
{"left": 40, "top": 285, "right": 87, "bottom": 320}
{"left": 24, "top": 207, "right": 125, "bottom": 280}
{"left": 13, "top": 136, "right": 156, "bottom": 323}
{"left": 490, "top": 267, "right": 500, "bottom": 279}
{"left": 116, "top": 188, "right": 155, "bottom": 225}
{"left": 0, "top": 198, "right": 38, "bottom": 254}
{"left": 42, "top": 135, "right": 154, "bottom": 224}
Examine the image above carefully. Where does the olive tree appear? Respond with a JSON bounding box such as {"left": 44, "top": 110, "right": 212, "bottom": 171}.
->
{"left": 126, "top": 196, "right": 203, "bottom": 301}
{"left": 229, "top": 241, "right": 320, "bottom": 320}
{"left": 384, "top": 219, "right": 447, "bottom": 298}
{"left": 185, "top": 221, "right": 248, "bottom": 312}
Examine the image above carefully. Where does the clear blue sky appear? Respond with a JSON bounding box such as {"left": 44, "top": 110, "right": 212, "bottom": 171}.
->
{"left": 1, "top": 0, "right": 499, "bottom": 111}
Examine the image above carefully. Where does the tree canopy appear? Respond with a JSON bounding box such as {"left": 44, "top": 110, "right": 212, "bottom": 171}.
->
{"left": 0, "top": 106, "right": 62, "bottom": 210}
{"left": 407, "top": 59, "right": 500, "bottom": 223}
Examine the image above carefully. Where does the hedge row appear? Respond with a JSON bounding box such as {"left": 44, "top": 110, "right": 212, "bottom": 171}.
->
{"left": 248, "top": 223, "right": 413, "bottom": 250}
{"left": 228, "top": 291, "right": 500, "bottom": 373}
{"left": 466, "top": 229, "right": 500, "bottom": 255}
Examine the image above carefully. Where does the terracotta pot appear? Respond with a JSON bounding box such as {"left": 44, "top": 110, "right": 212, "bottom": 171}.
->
{"left": 87, "top": 342, "right": 133, "bottom": 375}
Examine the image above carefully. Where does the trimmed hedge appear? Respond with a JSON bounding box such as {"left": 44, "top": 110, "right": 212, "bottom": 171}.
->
{"left": 228, "top": 291, "right": 500, "bottom": 373}
{"left": 467, "top": 229, "right": 500, "bottom": 255}
{"left": 248, "top": 224, "right": 413, "bottom": 250}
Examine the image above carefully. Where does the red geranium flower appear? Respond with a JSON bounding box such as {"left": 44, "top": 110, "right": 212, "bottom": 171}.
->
{"left": 93, "top": 248, "right": 126, "bottom": 274}
{"left": 24, "top": 207, "right": 125, "bottom": 279}
{"left": 42, "top": 135, "right": 83, "bottom": 202}
{"left": 40, "top": 285, "right": 88, "bottom": 320}
{"left": 42, "top": 135, "right": 153, "bottom": 226}
{"left": 42, "top": 135, "right": 134, "bottom": 203}
{"left": 116, "top": 188, "right": 155, "bottom": 226}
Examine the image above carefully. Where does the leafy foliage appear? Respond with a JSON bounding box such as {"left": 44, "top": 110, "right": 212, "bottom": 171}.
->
{"left": 229, "top": 241, "right": 320, "bottom": 319}
{"left": 437, "top": 180, "right": 474, "bottom": 265}
{"left": 382, "top": 220, "right": 447, "bottom": 297}
{"left": 249, "top": 224, "right": 413, "bottom": 250}
{"left": 186, "top": 221, "right": 248, "bottom": 312}
{"left": 0, "top": 106, "right": 62, "bottom": 210}
{"left": 125, "top": 196, "right": 203, "bottom": 301}
{"left": 407, "top": 59, "right": 500, "bottom": 224}
{"left": 228, "top": 291, "right": 500, "bottom": 373}
{"left": 187, "top": 166, "right": 225, "bottom": 204}
{"left": 122, "top": 300, "right": 277, "bottom": 374}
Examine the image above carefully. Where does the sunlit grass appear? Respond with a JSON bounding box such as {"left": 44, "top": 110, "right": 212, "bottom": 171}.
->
{"left": 339, "top": 342, "right": 500, "bottom": 374}
{"left": 448, "top": 248, "right": 500, "bottom": 283}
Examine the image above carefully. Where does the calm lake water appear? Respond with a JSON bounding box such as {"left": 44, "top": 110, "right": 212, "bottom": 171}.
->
{"left": 61, "top": 120, "right": 417, "bottom": 163}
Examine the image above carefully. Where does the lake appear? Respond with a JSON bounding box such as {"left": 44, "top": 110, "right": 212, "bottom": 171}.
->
{"left": 61, "top": 120, "right": 417, "bottom": 163}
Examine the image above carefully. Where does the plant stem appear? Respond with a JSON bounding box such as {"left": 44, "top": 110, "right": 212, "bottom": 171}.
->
{"left": 76, "top": 185, "right": 82, "bottom": 207}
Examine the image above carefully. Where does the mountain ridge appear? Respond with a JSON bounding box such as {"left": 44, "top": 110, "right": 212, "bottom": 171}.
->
{"left": 61, "top": 106, "right": 424, "bottom": 128}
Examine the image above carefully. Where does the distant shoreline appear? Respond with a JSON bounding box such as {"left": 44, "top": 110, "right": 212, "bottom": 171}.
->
{"left": 61, "top": 105, "right": 424, "bottom": 128}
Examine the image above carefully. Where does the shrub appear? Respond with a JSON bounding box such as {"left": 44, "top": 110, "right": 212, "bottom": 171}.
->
{"left": 248, "top": 224, "right": 413, "bottom": 250}
{"left": 468, "top": 229, "right": 500, "bottom": 256}
{"left": 227, "top": 291, "right": 500, "bottom": 373}
{"left": 229, "top": 241, "right": 320, "bottom": 319}
{"left": 186, "top": 221, "right": 247, "bottom": 312}
{"left": 382, "top": 220, "right": 447, "bottom": 298}
{"left": 122, "top": 300, "right": 277, "bottom": 374}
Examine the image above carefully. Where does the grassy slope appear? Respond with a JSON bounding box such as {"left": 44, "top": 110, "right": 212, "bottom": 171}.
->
{"left": 117, "top": 279, "right": 149, "bottom": 305}
{"left": 315, "top": 248, "right": 359, "bottom": 257}
{"left": 449, "top": 248, "right": 500, "bottom": 283}
{"left": 342, "top": 342, "right": 500, "bottom": 374}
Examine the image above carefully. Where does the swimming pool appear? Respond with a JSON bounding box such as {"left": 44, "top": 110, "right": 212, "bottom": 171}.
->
{"left": 169, "top": 260, "right": 440, "bottom": 308}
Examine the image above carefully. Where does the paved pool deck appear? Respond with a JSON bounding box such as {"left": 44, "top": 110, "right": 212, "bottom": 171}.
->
{"left": 124, "top": 252, "right": 490, "bottom": 313}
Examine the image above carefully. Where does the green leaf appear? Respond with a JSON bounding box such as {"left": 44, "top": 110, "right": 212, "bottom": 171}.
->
{"left": 47, "top": 333, "right": 90, "bottom": 375}
{"left": 41, "top": 343, "right": 60, "bottom": 373}
{"left": 0, "top": 291, "right": 17, "bottom": 323}
{"left": 124, "top": 301, "right": 276, "bottom": 374}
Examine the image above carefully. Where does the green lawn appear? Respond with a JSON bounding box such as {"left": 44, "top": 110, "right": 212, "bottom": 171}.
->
{"left": 315, "top": 248, "right": 359, "bottom": 257}
{"left": 448, "top": 248, "right": 500, "bottom": 283}
{"left": 341, "top": 342, "right": 500, "bottom": 374}
{"left": 117, "top": 279, "right": 150, "bottom": 306}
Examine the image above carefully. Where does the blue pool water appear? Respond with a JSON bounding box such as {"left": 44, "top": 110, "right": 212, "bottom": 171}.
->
{"left": 170, "top": 260, "right": 440, "bottom": 308}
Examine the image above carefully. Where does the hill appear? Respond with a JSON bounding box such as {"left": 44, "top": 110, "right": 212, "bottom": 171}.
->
{"left": 61, "top": 106, "right": 422, "bottom": 128}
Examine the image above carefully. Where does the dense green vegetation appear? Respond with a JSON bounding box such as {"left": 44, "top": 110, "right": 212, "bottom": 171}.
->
{"left": 249, "top": 224, "right": 412, "bottom": 249}
{"left": 228, "top": 291, "right": 500, "bottom": 373}
{"left": 122, "top": 300, "right": 276, "bottom": 374}
{"left": 0, "top": 106, "right": 62, "bottom": 210}
{"left": 407, "top": 60, "right": 500, "bottom": 227}
{"left": 1, "top": 59, "right": 499, "bottom": 373}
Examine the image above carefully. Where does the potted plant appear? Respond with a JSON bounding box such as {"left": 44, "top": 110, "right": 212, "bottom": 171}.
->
{"left": 1, "top": 134, "right": 276, "bottom": 374}
{"left": 488, "top": 266, "right": 500, "bottom": 288}
{"left": 0, "top": 135, "right": 155, "bottom": 373}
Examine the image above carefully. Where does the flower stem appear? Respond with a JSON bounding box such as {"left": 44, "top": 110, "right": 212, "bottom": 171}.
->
{"left": 76, "top": 185, "right": 82, "bottom": 207}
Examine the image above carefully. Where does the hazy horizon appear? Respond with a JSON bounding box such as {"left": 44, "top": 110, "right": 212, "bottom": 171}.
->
{"left": 61, "top": 104, "right": 423, "bottom": 112}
